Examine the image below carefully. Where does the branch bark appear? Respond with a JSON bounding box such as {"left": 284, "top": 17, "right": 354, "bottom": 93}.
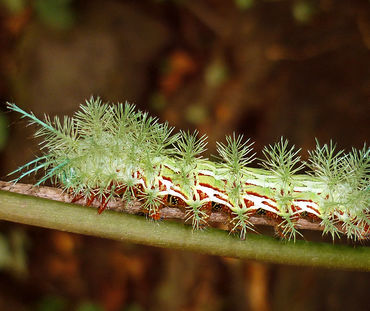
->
{"left": 0, "top": 181, "right": 325, "bottom": 231}
{"left": 0, "top": 181, "right": 369, "bottom": 271}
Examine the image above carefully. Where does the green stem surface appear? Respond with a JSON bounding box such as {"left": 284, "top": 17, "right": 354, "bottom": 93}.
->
{"left": 0, "top": 190, "right": 369, "bottom": 271}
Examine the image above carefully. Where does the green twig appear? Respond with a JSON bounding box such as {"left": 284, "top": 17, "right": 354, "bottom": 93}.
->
{"left": 0, "top": 190, "right": 369, "bottom": 271}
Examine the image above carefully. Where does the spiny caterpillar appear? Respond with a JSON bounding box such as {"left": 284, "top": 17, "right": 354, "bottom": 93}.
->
{"left": 7, "top": 98, "right": 370, "bottom": 242}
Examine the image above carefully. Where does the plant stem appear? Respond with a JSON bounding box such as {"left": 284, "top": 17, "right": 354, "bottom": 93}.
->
{"left": 0, "top": 181, "right": 326, "bottom": 231}
{"left": 0, "top": 189, "right": 369, "bottom": 271}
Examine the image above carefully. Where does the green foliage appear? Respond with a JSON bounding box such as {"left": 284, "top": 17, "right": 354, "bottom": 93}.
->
{"left": 0, "top": 229, "right": 28, "bottom": 277}
{"left": 76, "top": 302, "right": 104, "bottom": 311}
{"left": 36, "top": 295, "right": 68, "bottom": 311}
{"left": 1, "top": 0, "right": 26, "bottom": 14}
{"left": 234, "top": 0, "right": 254, "bottom": 10}
{"left": 292, "top": 0, "right": 316, "bottom": 23}
{"left": 34, "top": 0, "right": 75, "bottom": 30}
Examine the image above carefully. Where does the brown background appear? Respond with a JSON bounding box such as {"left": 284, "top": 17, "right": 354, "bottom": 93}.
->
{"left": 0, "top": 1, "right": 369, "bottom": 310}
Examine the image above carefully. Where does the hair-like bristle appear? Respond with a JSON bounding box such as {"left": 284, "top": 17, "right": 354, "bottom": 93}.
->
{"left": 185, "top": 200, "right": 208, "bottom": 231}
{"left": 279, "top": 215, "right": 303, "bottom": 242}
{"left": 216, "top": 133, "right": 255, "bottom": 177}
{"left": 172, "top": 130, "right": 207, "bottom": 198}
{"left": 174, "top": 130, "right": 207, "bottom": 165}
{"left": 345, "top": 144, "right": 369, "bottom": 191}
{"left": 261, "top": 137, "right": 304, "bottom": 187}
{"left": 230, "top": 209, "right": 256, "bottom": 240}
{"left": 216, "top": 134, "right": 255, "bottom": 207}
{"left": 307, "top": 140, "right": 346, "bottom": 191}
{"left": 139, "top": 187, "right": 163, "bottom": 219}
{"left": 259, "top": 137, "right": 305, "bottom": 218}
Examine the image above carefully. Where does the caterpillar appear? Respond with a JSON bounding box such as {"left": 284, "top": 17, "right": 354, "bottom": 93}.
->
{"left": 7, "top": 97, "right": 370, "bottom": 242}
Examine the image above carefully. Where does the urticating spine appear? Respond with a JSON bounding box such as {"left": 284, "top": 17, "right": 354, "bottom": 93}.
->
{"left": 7, "top": 98, "right": 370, "bottom": 241}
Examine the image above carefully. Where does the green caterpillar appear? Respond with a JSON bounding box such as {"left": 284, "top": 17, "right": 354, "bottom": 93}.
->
{"left": 7, "top": 97, "right": 370, "bottom": 241}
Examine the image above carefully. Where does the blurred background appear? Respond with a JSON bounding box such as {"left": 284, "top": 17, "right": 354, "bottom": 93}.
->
{"left": 0, "top": 0, "right": 369, "bottom": 310}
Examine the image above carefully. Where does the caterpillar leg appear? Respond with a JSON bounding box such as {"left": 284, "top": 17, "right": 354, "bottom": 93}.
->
{"left": 98, "top": 196, "right": 110, "bottom": 214}
{"left": 71, "top": 193, "right": 84, "bottom": 203}
{"left": 148, "top": 207, "right": 162, "bottom": 220}
{"left": 86, "top": 193, "right": 97, "bottom": 206}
